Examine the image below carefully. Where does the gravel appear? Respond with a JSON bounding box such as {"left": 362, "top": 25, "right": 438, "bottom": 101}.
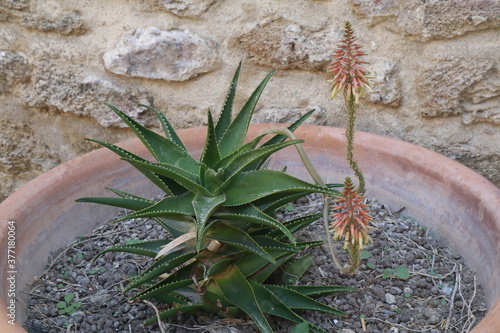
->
{"left": 25, "top": 194, "right": 487, "bottom": 333}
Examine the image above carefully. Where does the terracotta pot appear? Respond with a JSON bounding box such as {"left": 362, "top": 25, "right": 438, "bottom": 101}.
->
{"left": 1, "top": 124, "right": 499, "bottom": 332}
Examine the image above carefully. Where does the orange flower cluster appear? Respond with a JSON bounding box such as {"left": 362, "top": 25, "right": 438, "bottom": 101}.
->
{"left": 328, "top": 22, "right": 371, "bottom": 104}
{"left": 330, "top": 177, "right": 373, "bottom": 250}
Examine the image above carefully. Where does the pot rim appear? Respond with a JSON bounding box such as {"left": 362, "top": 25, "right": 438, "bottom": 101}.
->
{"left": 0, "top": 124, "right": 499, "bottom": 332}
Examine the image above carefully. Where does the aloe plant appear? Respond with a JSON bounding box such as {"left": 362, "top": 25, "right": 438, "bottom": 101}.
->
{"left": 77, "top": 64, "right": 352, "bottom": 333}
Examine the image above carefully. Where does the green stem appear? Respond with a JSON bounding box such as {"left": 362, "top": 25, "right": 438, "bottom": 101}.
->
{"left": 344, "top": 94, "right": 365, "bottom": 193}
{"left": 257, "top": 126, "right": 325, "bottom": 187}
{"left": 257, "top": 126, "right": 351, "bottom": 273}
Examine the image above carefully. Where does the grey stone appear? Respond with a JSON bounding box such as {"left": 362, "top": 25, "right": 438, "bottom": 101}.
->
{"left": 0, "top": 3, "right": 86, "bottom": 35}
{"left": 351, "top": 0, "right": 500, "bottom": 40}
{"left": 441, "top": 285, "right": 453, "bottom": 296}
{"left": 389, "top": 286, "right": 403, "bottom": 295}
{"left": 418, "top": 58, "right": 500, "bottom": 124}
{"left": 415, "top": 307, "right": 444, "bottom": 325}
{"left": 150, "top": 0, "right": 217, "bottom": 18}
{"left": 253, "top": 106, "right": 327, "bottom": 125}
{"left": 234, "top": 17, "right": 340, "bottom": 71}
{"left": 0, "top": 119, "right": 60, "bottom": 175}
{"left": 385, "top": 293, "right": 396, "bottom": 304}
{"left": 103, "top": 27, "right": 218, "bottom": 82}
{"left": 368, "top": 58, "right": 402, "bottom": 107}
{"left": 24, "top": 62, "right": 157, "bottom": 128}
{"left": 21, "top": 10, "right": 86, "bottom": 35}
{"left": 0, "top": 50, "right": 30, "bottom": 94}
{"left": 0, "top": 0, "right": 29, "bottom": 10}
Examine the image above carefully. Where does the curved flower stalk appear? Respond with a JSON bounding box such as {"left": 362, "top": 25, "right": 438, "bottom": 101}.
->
{"left": 329, "top": 21, "right": 372, "bottom": 194}
{"left": 327, "top": 22, "right": 374, "bottom": 273}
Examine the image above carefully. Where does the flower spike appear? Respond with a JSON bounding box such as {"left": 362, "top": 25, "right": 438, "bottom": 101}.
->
{"left": 328, "top": 22, "right": 372, "bottom": 104}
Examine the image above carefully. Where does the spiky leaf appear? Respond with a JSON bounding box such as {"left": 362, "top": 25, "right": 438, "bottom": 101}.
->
{"left": 205, "top": 224, "right": 275, "bottom": 264}
{"left": 218, "top": 69, "right": 275, "bottom": 157}
{"left": 214, "top": 266, "right": 272, "bottom": 333}
{"left": 223, "top": 170, "right": 340, "bottom": 206}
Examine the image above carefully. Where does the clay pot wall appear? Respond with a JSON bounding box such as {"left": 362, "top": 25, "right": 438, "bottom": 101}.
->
{"left": 1, "top": 0, "right": 499, "bottom": 201}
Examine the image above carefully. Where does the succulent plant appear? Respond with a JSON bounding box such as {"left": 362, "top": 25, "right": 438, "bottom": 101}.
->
{"left": 77, "top": 64, "right": 352, "bottom": 333}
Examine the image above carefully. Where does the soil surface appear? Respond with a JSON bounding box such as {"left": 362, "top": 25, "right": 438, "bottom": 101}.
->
{"left": 25, "top": 194, "right": 487, "bottom": 333}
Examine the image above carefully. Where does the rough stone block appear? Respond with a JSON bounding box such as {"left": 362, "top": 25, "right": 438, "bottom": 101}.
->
{"left": 23, "top": 63, "right": 158, "bottom": 128}
{"left": 253, "top": 106, "right": 327, "bottom": 125}
{"left": 103, "top": 27, "right": 218, "bottom": 81}
{"left": 0, "top": 119, "right": 60, "bottom": 175}
{"left": 418, "top": 59, "right": 499, "bottom": 124}
{"left": 234, "top": 17, "right": 339, "bottom": 71}
{"left": 0, "top": 2, "right": 86, "bottom": 35}
{"left": 367, "top": 58, "right": 401, "bottom": 107}
{"left": 149, "top": 0, "right": 217, "bottom": 18}
{"left": 351, "top": 0, "right": 500, "bottom": 40}
{"left": 0, "top": 50, "right": 30, "bottom": 94}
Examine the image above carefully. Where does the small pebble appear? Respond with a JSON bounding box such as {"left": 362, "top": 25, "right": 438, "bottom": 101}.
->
{"left": 385, "top": 293, "right": 397, "bottom": 304}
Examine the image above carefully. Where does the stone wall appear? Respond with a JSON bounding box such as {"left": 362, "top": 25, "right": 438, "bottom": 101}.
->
{"left": 0, "top": 0, "right": 499, "bottom": 201}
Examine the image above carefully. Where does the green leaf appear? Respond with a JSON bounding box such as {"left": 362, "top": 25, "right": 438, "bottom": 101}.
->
{"left": 75, "top": 196, "right": 153, "bottom": 211}
{"left": 264, "top": 285, "right": 345, "bottom": 317}
{"left": 153, "top": 291, "right": 189, "bottom": 306}
{"left": 85, "top": 138, "right": 182, "bottom": 195}
{"left": 125, "top": 250, "right": 197, "bottom": 292}
{"left": 382, "top": 268, "right": 392, "bottom": 279}
{"left": 218, "top": 69, "right": 276, "bottom": 157}
{"left": 267, "top": 213, "right": 322, "bottom": 240}
{"left": 214, "top": 266, "right": 273, "bottom": 333}
{"left": 105, "top": 103, "right": 199, "bottom": 173}
{"left": 213, "top": 134, "right": 263, "bottom": 171}
{"left": 258, "top": 192, "right": 311, "bottom": 214}
{"left": 200, "top": 111, "right": 221, "bottom": 169}
{"left": 137, "top": 104, "right": 188, "bottom": 151}
{"left": 223, "top": 170, "right": 340, "bottom": 206}
{"left": 56, "top": 302, "right": 67, "bottom": 309}
{"left": 123, "top": 158, "right": 210, "bottom": 196}
{"left": 215, "top": 62, "right": 241, "bottom": 142}
{"left": 249, "top": 254, "right": 295, "bottom": 283}
{"left": 64, "top": 293, "right": 74, "bottom": 303}
{"left": 215, "top": 204, "right": 294, "bottom": 243}
{"left": 135, "top": 279, "right": 193, "bottom": 301}
{"left": 204, "top": 258, "right": 233, "bottom": 280}
{"left": 235, "top": 250, "right": 295, "bottom": 277}
{"left": 291, "top": 322, "right": 311, "bottom": 333}
{"left": 221, "top": 139, "right": 304, "bottom": 182}
{"left": 116, "top": 192, "right": 196, "bottom": 222}
{"left": 105, "top": 187, "right": 155, "bottom": 202}
{"left": 68, "top": 302, "right": 82, "bottom": 313}
{"left": 253, "top": 236, "right": 299, "bottom": 253}
{"left": 94, "top": 239, "right": 171, "bottom": 260}
{"left": 395, "top": 265, "right": 410, "bottom": 280}
{"left": 192, "top": 193, "right": 226, "bottom": 251}
{"left": 274, "top": 255, "right": 313, "bottom": 285}
{"left": 360, "top": 250, "right": 372, "bottom": 259}
{"left": 249, "top": 282, "right": 316, "bottom": 330}
{"left": 205, "top": 224, "right": 275, "bottom": 264}
{"left": 154, "top": 218, "right": 196, "bottom": 238}
{"left": 260, "top": 109, "right": 315, "bottom": 148}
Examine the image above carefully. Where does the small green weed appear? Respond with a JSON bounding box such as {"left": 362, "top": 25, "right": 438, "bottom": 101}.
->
{"left": 382, "top": 265, "right": 410, "bottom": 280}
{"left": 56, "top": 293, "right": 82, "bottom": 315}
